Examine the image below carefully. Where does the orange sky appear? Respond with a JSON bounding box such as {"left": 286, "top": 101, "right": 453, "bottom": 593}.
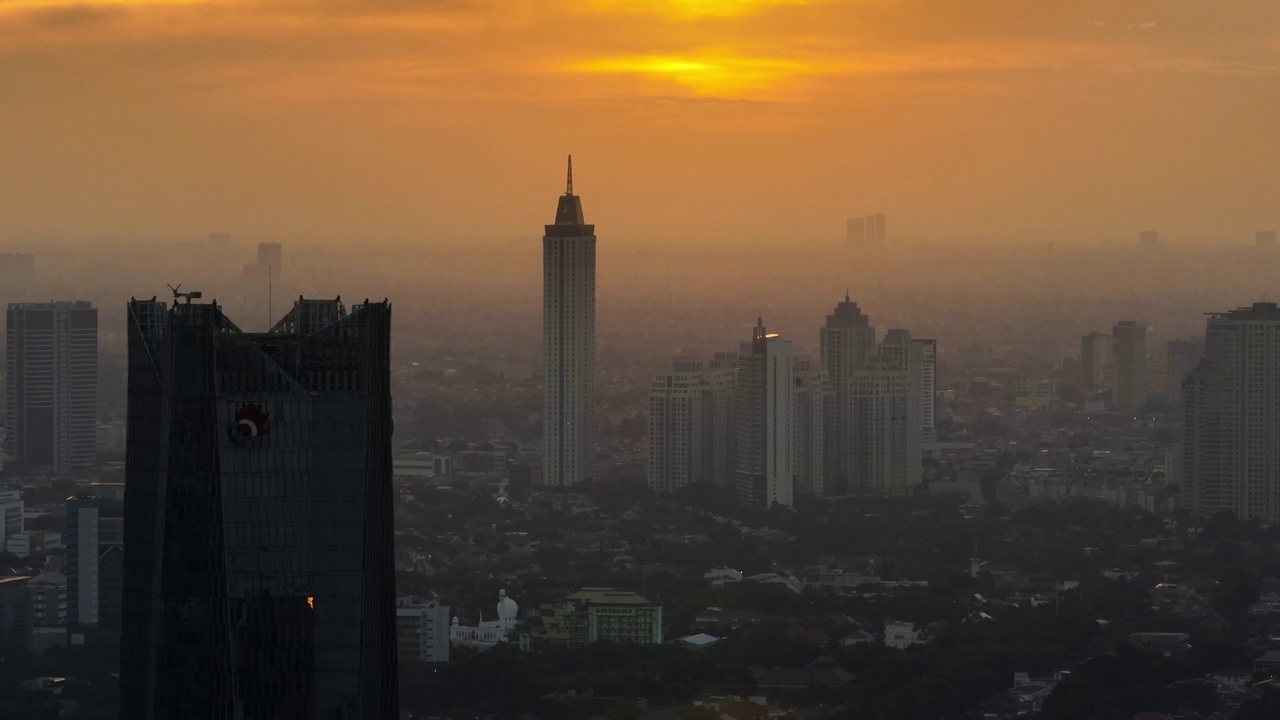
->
{"left": 1, "top": 0, "right": 1277, "bottom": 245}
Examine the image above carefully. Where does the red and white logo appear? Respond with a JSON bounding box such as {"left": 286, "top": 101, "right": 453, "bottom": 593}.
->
{"left": 230, "top": 403, "right": 270, "bottom": 444}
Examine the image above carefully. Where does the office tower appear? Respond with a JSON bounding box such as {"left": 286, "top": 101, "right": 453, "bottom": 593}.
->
{"left": 1139, "top": 230, "right": 1159, "bottom": 247}
{"left": 707, "top": 353, "right": 738, "bottom": 488}
{"left": 0, "top": 490, "right": 21, "bottom": 549}
{"left": 395, "top": 597, "right": 450, "bottom": 663}
{"left": 208, "top": 232, "right": 231, "bottom": 247}
{"left": 1183, "top": 302, "right": 1280, "bottom": 521}
{"left": 1112, "top": 321, "right": 1148, "bottom": 413}
{"left": 66, "top": 485, "right": 125, "bottom": 632}
{"left": 820, "top": 295, "right": 877, "bottom": 496}
{"left": 735, "top": 319, "right": 794, "bottom": 508}
{"left": 0, "top": 575, "right": 32, "bottom": 658}
{"left": 791, "top": 358, "right": 827, "bottom": 497}
{"left": 258, "top": 241, "right": 283, "bottom": 277}
{"left": 845, "top": 214, "right": 886, "bottom": 249}
{"left": 5, "top": 301, "right": 98, "bottom": 475}
{"left": 914, "top": 338, "right": 937, "bottom": 443}
{"left": 0, "top": 253, "right": 35, "bottom": 285}
{"left": 1080, "top": 331, "right": 1113, "bottom": 392}
{"left": 1257, "top": 230, "right": 1276, "bottom": 248}
{"left": 542, "top": 156, "right": 596, "bottom": 487}
{"left": 648, "top": 358, "right": 712, "bottom": 494}
{"left": 119, "top": 296, "right": 397, "bottom": 719}
{"left": 1166, "top": 338, "right": 1205, "bottom": 404}
{"left": 28, "top": 570, "right": 66, "bottom": 628}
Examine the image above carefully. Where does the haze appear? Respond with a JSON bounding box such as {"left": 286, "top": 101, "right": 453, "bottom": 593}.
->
{"left": 2, "top": 0, "right": 1278, "bottom": 244}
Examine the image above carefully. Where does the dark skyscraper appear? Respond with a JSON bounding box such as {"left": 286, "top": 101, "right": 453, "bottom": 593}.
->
{"left": 119, "top": 296, "right": 397, "bottom": 719}
{"left": 5, "top": 301, "right": 99, "bottom": 475}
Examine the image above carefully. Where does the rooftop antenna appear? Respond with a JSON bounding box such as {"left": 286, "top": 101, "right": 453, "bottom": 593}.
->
{"left": 167, "top": 284, "right": 202, "bottom": 305}
{"left": 565, "top": 155, "right": 573, "bottom": 196}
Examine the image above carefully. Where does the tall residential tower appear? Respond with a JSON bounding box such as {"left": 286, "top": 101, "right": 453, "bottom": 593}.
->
{"left": 5, "top": 301, "right": 98, "bottom": 475}
{"left": 542, "top": 157, "right": 596, "bottom": 486}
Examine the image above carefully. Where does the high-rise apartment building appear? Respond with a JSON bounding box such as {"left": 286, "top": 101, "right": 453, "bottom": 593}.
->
{"left": 1166, "top": 338, "right": 1205, "bottom": 404}
{"left": 542, "top": 157, "right": 596, "bottom": 486}
{"left": 735, "top": 320, "right": 794, "bottom": 508}
{"left": 707, "top": 352, "right": 738, "bottom": 488}
{"left": 395, "top": 597, "right": 450, "bottom": 664}
{"left": 648, "top": 358, "right": 712, "bottom": 494}
{"left": 1112, "top": 321, "right": 1148, "bottom": 413}
{"left": 119, "top": 296, "right": 397, "bottom": 719}
{"left": 5, "top": 301, "right": 98, "bottom": 475}
{"left": 1080, "top": 331, "right": 1112, "bottom": 392}
{"left": 820, "top": 295, "right": 876, "bottom": 495}
{"left": 914, "top": 338, "right": 937, "bottom": 443}
{"left": 0, "top": 575, "right": 32, "bottom": 658}
{"left": 1183, "top": 302, "right": 1280, "bottom": 521}
{"left": 66, "top": 485, "right": 124, "bottom": 632}
{"left": 791, "top": 358, "right": 828, "bottom": 497}
{"left": 0, "top": 490, "right": 22, "bottom": 550}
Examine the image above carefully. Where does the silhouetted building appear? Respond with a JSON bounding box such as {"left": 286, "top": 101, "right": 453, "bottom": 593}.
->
{"left": 791, "top": 358, "right": 828, "bottom": 497}
{"left": 915, "top": 338, "right": 937, "bottom": 443}
{"left": 735, "top": 319, "right": 794, "bottom": 508}
{"left": 66, "top": 485, "right": 124, "bottom": 633}
{"left": 821, "top": 295, "right": 876, "bottom": 495}
{"left": 119, "top": 296, "right": 397, "bottom": 719}
{"left": 1139, "top": 230, "right": 1160, "bottom": 247}
{"left": 542, "top": 157, "right": 596, "bottom": 486}
{"left": 208, "top": 232, "right": 231, "bottom": 247}
{"left": 1080, "top": 331, "right": 1112, "bottom": 393}
{"left": 1184, "top": 302, "right": 1280, "bottom": 521}
{"left": 258, "top": 241, "right": 283, "bottom": 277}
{"left": 846, "top": 214, "right": 886, "bottom": 249}
{"left": 648, "top": 358, "right": 712, "bottom": 494}
{"left": 0, "top": 574, "right": 32, "bottom": 659}
{"left": 5, "top": 301, "right": 98, "bottom": 475}
{"left": 1166, "top": 338, "right": 1205, "bottom": 404}
{"left": 1112, "top": 321, "right": 1147, "bottom": 413}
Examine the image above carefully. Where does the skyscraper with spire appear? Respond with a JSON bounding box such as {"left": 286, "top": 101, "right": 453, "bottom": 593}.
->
{"left": 542, "top": 157, "right": 596, "bottom": 486}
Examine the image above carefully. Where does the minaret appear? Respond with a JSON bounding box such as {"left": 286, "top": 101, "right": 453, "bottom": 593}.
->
{"left": 542, "top": 156, "right": 596, "bottom": 486}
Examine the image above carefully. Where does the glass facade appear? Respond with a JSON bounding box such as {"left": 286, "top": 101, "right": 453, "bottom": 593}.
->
{"left": 119, "top": 298, "right": 397, "bottom": 720}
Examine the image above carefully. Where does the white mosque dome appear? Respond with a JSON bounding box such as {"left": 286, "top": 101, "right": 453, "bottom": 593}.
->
{"left": 496, "top": 590, "right": 519, "bottom": 621}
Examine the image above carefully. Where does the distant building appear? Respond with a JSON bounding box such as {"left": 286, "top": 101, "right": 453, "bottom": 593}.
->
{"left": 0, "top": 490, "right": 22, "bottom": 550}
{"left": 1139, "top": 230, "right": 1160, "bottom": 247}
{"left": 5, "top": 301, "right": 99, "bottom": 475}
{"left": 821, "top": 295, "right": 877, "bottom": 496}
{"left": 791, "top": 358, "right": 828, "bottom": 497}
{"left": 1165, "top": 338, "right": 1204, "bottom": 404}
{"left": 883, "top": 620, "right": 924, "bottom": 649}
{"left": 648, "top": 357, "right": 712, "bottom": 494}
{"left": 66, "top": 485, "right": 125, "bottom": 632}
{"left": 396, "top": 596, "right": 450, "bottom": 663}
{"left": 207, "top": 232, "right": 231, "bottom": 247}
{"left": 1183, "top": 303, "right": 1280, "bottom": 521}
{"left": 5, "top": 531, "right": 61, "bottom": 559}
{"left": 27, "top": 571, "right": 66, "bottom": 629}
{"left": 0, "top": 575, "right": 32, "bottom": 659}
{"left": 915, "top": 339, "right": 938, "bottom": 443}
{"left": 735, "top": 319, "right": 795, "bottom": 508}
{"left": 1112, "top": 321, "right": 1147, "bottom": 413}
{"left": 846, "top": 214, "right": 886, "bottom": 249}
{"left": 1080, "top": 331, "right": 1112, "bottom": 393}
{"left": 257, "top": 241, "right": 282, "bottom": 277}
{"left": 1257, "top": 230, "right": 1276, "bottom": 248}
{"left": 449, "top": 589, "right": 519, "bottom": 651}
{"left": 520, "top": 588, "right": 662, "bottom": 650}
{"left": 542, "top": 157, "right": 596, "bottom": 487}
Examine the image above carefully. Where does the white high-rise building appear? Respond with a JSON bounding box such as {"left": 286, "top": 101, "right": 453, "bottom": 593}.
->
{"left": 735, "top": 320, "right": 794, "bottom": 508}
{"left": 1184, "top": 303, "right": 1280, "bottom": 521}
{"left": 5, "top": 301, "right": 98, "bottom": 475}
{"left": 542, "top": 157, "right": 596, "bottom": 486}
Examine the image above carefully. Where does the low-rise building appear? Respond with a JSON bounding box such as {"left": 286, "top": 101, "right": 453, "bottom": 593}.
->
{"left": 521, "top": 587, "right": 662, "bottom": 650}
{"left": 884, "top": 620, "right": 925, "bottom": 650}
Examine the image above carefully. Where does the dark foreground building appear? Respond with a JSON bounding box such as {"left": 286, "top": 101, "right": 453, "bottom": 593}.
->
{"left": 119, "top": 296, "right": 397, "bottom": 720}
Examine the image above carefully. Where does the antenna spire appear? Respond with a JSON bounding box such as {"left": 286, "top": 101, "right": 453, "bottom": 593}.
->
{"left": 566, "top": 155, "right": 573, "bottom": 196}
